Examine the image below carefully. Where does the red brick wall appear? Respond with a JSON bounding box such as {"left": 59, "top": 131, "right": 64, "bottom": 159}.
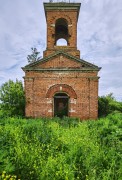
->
{"left": 46, "top": 11, "right": 77, "bottom": 49}
{"left": 35, "top": 55, "right": 82, "bottom": 69}
{"left": 24, "top": 70, "right": 99, "bottom": 120}
{"left": 43, "top": 48, "right": 80, "bottom": 58}
{"left": 43, "top": 6, "right": 80, "bottom": 58}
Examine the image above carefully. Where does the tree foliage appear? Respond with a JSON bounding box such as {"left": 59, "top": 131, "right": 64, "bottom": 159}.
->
{"left": 98, "top": 93, "right": 122, "bottom": 117}
{"left": 27, "top": 47, "right": 40, "bottom": 64}
{"left": 0, "top": 79, "right": 25, "bottom": 116}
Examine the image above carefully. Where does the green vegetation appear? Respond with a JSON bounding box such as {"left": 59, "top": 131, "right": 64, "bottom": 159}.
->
{"left": 0, "top": 80, "right": 122, "bottom": 179}
{"left": 0, "top": 114, "right": 122, "bottom": 180}
{"left": 27, "top": 48, "right": 41, "bottom": 64}
{"left": 98, "top": 93, "right": 122, "bottom": 117}
{"left": 0, "top": 80, "right": 25, "bottom": 117}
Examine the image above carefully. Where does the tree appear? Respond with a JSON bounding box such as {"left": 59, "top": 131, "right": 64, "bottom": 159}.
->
{"left": 98, "top": 93, "right": 122, "bottom": 117}
{"left": 0, "top": 79, "right": 25, "bottom": 116}
{"left": 27, "top": 48, "right": 40, "bottom": 64}
{"left": 98, "top": 96, "right": 109, "bottom": 117}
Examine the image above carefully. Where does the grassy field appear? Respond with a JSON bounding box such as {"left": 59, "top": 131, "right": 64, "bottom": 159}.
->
{"left": 0, "top": 113, "right": 122, "bottom": 180}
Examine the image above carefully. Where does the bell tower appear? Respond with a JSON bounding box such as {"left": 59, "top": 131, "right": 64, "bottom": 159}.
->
{"left": 22, "top": 1, "right": 101, "bottom": 120}
{"left": 43, "top": 2, "right": 81, "bottom": 58}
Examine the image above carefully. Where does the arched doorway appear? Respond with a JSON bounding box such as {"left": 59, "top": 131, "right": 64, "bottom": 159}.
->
{"left": 54, "top": 93, "right": 69, "bottom": 118}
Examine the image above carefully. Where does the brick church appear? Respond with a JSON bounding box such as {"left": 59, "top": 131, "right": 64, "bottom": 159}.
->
{"left": 22, "top": 1, "right": 101, "bottom": 119}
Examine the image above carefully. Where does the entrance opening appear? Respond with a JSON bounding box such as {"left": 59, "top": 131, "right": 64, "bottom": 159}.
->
{"left": 54, "top": 93, "right": 69, "bottom": 118}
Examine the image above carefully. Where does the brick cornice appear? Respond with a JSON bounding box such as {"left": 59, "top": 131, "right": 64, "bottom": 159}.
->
{"left": 22, "top": 68, "right": 101, "bottom": 72}
{"left": 44, "top": 3, "right": 81, "bottom": 12}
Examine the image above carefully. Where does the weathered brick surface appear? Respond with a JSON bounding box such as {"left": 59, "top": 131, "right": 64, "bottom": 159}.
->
{"left": 24, "top": 70, "right": 99, "bottom": 119}
{"left": 46, "top": 11, "right": 77, "bottom": 49}
{"left": 35, "top": 55, "right": 82, "bottom": 69}
{"left": 43, "top": 3, "right": 80, "bottom": 57}
{"left": 43, "top": 48, "right": 80, "bottom": 58}
{"left": 23, "top": 3, "right": 100, "bottom": 120}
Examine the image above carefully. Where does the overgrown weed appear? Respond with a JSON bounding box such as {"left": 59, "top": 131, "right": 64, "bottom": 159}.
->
{"left": 0, "top": 113, "right": 122, "bottom": 180}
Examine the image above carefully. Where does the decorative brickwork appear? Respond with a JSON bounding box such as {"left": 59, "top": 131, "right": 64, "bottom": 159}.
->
{"left": 22, "top": 2, "right": 101, "bottom": 120}
{"left": 46, "top": 84, "right": 77, "bottom": 99}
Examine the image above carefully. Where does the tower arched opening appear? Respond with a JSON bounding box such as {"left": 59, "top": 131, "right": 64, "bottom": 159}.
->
{"left": 55, "top": 18, "right": 69, "bottom": 45}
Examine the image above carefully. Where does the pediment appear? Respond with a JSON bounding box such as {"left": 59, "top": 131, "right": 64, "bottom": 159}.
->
{"left": 22, "top": 51, "right": 100, "bottom": 71}
{"left": 34, "top": 54, "right": 83, "bottom": 69}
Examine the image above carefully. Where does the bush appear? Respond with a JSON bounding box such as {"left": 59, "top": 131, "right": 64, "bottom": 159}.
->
{"left": 0, "top": 79, "right": 25, "bottom": 117}
{"left": 98, "top": 93, "right": 122, "bottom": 117}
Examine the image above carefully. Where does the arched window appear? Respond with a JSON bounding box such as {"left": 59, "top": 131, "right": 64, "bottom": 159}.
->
{"left": 56, "top": 38, "right": 68, "bottom": 46}
{"left": 55, "top": 18, "right": 69, "bottom": 45}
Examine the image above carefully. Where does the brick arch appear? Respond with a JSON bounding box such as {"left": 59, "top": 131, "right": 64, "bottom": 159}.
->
{"left": 50, "top": 15, "right": 72, "bottom": 25}
{"left": 50, "top": 15, "right": 72, "bottom": 36}
{"left": 46, "top": 84, "right": 77, "bottom": 99}
{"left": 54, "top": 15, "right": 72, "bottom": 36}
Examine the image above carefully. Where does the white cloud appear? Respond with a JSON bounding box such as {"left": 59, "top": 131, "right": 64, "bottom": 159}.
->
{"left": 0, "top": 0, "right": 46, "bottom": 84}
{"left": 77, "top": 0, "right": 122, "bottom": 100}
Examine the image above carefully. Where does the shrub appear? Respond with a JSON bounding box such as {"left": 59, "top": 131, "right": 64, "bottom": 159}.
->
{"left": 0, "top": 79, "right": 25, "bottom": 117}
{"left": 98, "top": 93, "right": 122, "bottom": 117}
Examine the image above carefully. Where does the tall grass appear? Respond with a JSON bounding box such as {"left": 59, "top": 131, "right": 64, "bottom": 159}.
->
{"left": 0, "top": 113, "right": 122, "bottom": 180}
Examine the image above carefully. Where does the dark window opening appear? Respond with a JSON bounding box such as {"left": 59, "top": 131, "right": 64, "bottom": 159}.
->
{"left": 55, "top": 18, "right": 69, "bottom": 45}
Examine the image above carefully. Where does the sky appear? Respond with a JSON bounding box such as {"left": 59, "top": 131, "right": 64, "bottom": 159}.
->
{"left": 0, "top": 0, "right": 122, "bottom": 101}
